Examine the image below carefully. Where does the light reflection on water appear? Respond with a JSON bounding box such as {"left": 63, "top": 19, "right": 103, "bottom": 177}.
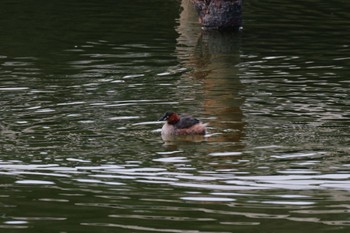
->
{"left": 1, "top": 0, "right": 350, "bottom": 232}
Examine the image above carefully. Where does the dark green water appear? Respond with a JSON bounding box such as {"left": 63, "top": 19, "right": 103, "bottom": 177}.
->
{"left": 1, "top": 0, "right": 349, "bottom": 232}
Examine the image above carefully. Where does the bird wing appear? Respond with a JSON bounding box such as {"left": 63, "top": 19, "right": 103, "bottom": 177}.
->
{"left": 175, "top": 116, "right": 200, "bottom": 129}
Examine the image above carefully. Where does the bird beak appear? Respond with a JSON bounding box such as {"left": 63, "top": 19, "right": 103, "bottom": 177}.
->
{"left": 159, "top": 113, "right": 167, "bottom": 121}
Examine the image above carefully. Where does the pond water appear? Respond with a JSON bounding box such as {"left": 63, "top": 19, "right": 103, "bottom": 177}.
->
{"left": 0, "top": 0, "right": 349, "bottom": 232}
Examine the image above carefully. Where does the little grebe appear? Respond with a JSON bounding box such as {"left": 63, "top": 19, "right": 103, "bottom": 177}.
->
{"left": 159, "top": 111, "right": 207, "bottom": 135}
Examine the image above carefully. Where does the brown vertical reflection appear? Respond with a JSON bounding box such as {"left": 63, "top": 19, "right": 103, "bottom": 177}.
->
{"left": 176, "top": 0, "right": 245, "bottom": 147}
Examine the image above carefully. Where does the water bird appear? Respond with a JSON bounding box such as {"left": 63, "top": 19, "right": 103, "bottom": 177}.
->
{"left": 159, "top": 111, "right": 207, "bottom": 135}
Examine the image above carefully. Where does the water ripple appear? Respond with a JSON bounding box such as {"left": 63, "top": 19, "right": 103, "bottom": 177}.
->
{"left": 0, "top": 0, "right": 349, "bottom": 232}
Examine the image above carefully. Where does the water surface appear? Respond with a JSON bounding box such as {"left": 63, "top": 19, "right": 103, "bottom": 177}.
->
{"left": 1, "top": 0, "right": 350, "bottom": 232}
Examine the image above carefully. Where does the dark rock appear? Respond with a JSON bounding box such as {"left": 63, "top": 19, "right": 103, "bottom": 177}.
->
{"left": 191, "top": 0, "right": 242, "bottom": 31}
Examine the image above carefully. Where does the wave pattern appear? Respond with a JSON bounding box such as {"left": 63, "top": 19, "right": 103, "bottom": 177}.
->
{"left": 0, "top": 0, "right": 350, "bottom": 232}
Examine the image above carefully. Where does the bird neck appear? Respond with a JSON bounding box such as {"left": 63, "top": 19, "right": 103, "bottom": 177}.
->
{"left": 167, "top": 113, "right": 180, "bottom": 125}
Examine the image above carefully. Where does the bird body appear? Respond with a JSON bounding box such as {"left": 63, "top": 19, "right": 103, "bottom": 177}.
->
{"left": 159, "top": 111, "right": 207, "bottom": 135}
